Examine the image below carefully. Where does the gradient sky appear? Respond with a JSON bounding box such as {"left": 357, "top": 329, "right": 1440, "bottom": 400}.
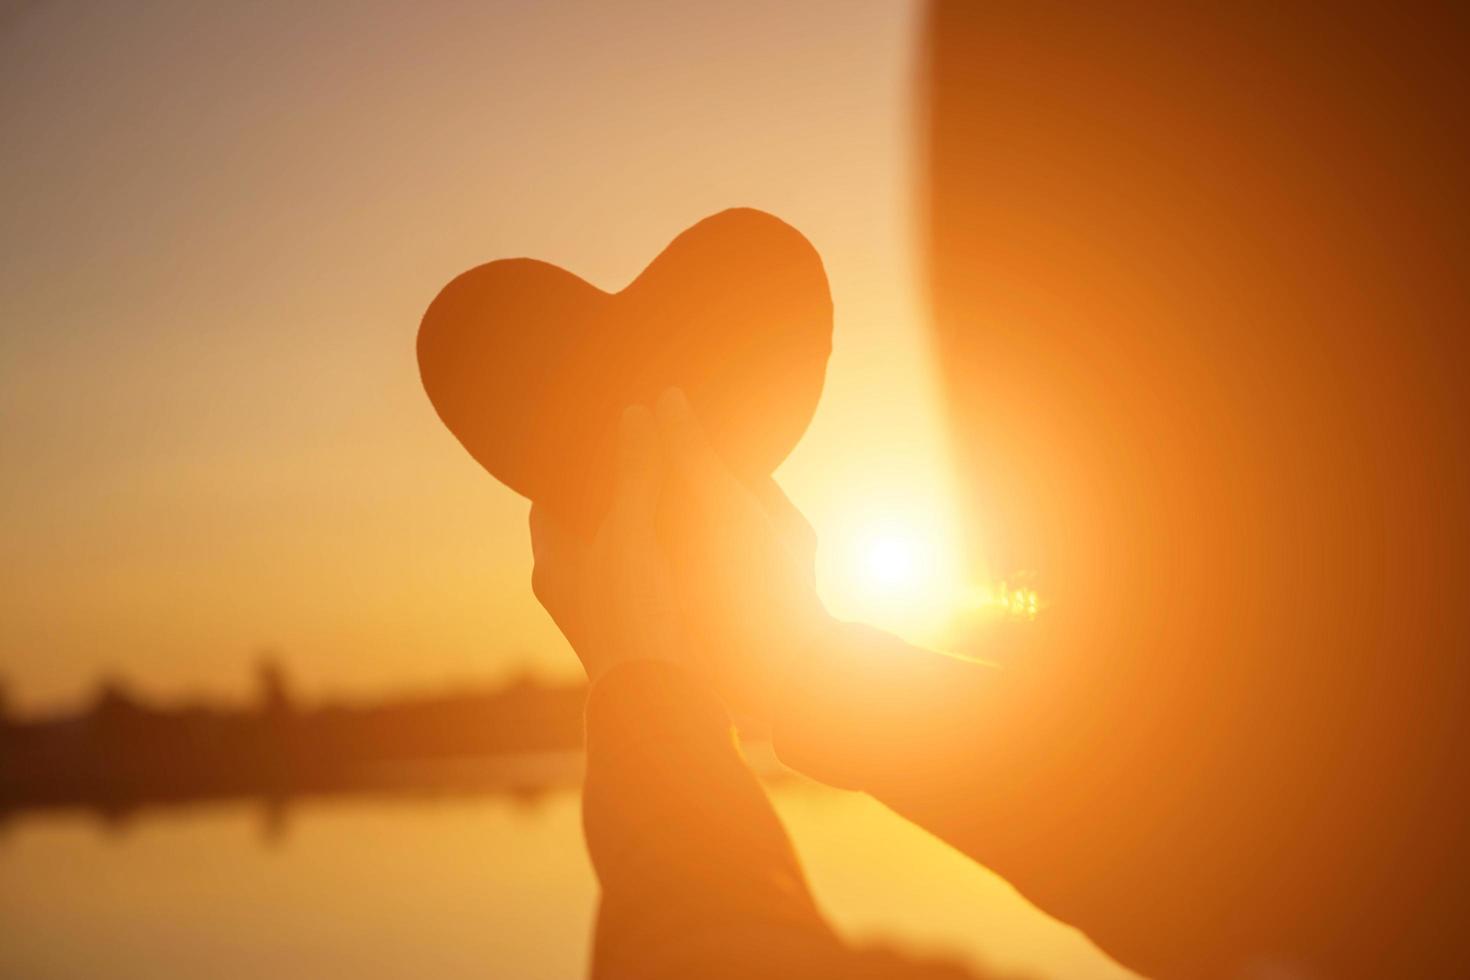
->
{"left": 1, "top": 1, "right": 959, "bottom": 710}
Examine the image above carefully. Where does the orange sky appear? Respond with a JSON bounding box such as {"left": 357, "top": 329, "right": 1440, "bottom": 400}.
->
{"left": 0, "top": 1, "right": 961, "bottom": 710}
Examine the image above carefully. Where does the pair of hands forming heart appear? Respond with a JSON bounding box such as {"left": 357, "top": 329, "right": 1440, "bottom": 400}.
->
{"left": 417, "top": 208, "right": 837, "bottom": 716}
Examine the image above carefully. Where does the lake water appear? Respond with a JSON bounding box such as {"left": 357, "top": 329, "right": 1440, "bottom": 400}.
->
{"left": 0, "top": 777, "right": 1138, "bottom": 979}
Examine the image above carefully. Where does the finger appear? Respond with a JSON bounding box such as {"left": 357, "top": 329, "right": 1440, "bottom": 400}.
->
{"left": 530, "top": 502, "right": 580, "bottom": 564}
{"left": 653, "top": 387, "right": 749, "bottom": 514}
{"left": 752, "top": 477, "right": 818, "bottom": 572}
{"left": 528, "top": 502, "right": 556, "bottom": 562}
{"left": 529, "top": 503, "right": 583, "bottom": 607}
{"left": 608, "top": 403, "right": 661, "bottom": 529}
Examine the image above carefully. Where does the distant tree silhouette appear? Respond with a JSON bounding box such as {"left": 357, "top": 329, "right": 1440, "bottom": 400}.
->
{"left": 90, "top": 675, "right": 142, "bottom": 725}
{"left": 254, "top": 653, "right": 294, "bottom": 718}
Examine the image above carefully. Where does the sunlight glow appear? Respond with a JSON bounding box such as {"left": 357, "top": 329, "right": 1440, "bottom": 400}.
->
{"left": 827, "top": 515, "right": 963, "bottom": 645}
{"left": 825, "top": 518, "right": 1044, "bottom": 656}
{"left": 817, "top": 503, "right": 1044, "bottom": 652}
{"left": 863, "top": 534, "right": 923, "bottom": 591}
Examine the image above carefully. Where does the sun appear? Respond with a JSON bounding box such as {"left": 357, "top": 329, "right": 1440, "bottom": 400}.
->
{"left": 837, "top": 516, "right": 957, "bottom": 620}
{"left": 830, "top": 519, "right": 964, "bottom": 645}
{"left": 816, "top": 512, "right": 1041, "bottom": 651}
{"left": 862, "top": 533, "right": 926, "bottom": 593}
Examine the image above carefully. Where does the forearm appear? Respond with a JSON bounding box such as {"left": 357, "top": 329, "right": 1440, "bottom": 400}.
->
{"left": 769, "top": 621, "right": 1070, "bottom": 888}
{"left": 766, "top": 622, "right": 1332, "bottom": 979}
{"left": 582, "top": 659, "right": 838, "bottom": 978}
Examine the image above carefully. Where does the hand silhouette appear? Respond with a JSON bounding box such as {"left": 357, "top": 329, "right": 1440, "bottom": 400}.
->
{"left": 531, "top": 388, "right": 830, "bottom": 716}
{"left": 530, "top": 404, "right": 683, "bottom": 681}
{"left": 653, "top": 387, "right": 829, "bottom": 723}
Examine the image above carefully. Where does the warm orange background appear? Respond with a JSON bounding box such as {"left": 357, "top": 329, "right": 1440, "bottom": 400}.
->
{"left": 0, "top": 2, "right": 963, "bottom": 711}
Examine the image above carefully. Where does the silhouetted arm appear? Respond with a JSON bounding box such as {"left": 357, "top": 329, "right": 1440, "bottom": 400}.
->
{"left": 769, "top": 622, "right": 1328, "bottom": 980}
{"left": 581, "top": 658, "right": 850, "bottom": 980}
{"left": 582, "top": 657, "right": 1010, "bottom": 980}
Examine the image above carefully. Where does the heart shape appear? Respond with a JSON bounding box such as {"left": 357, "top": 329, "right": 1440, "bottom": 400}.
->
{"left": 417, "top": 208, "right": 833, "bottom": 534}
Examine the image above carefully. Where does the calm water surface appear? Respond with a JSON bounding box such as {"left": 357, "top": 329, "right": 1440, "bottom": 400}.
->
{"left": 0, "top": 778, "right": 1137, "bottom": 979}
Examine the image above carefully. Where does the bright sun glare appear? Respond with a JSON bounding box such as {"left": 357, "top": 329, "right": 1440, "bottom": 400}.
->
{"left": 825, "top": 519, "right": 1041, "bottom": 650}
{"left": 862, "top": 533, "right": 926, "bottom": 593}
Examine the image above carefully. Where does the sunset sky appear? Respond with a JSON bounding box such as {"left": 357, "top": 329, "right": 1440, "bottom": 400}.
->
{"left": 1, "top": 1, "right": 962, "bottom": 711}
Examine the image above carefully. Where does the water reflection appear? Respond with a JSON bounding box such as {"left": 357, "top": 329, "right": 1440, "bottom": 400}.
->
{"left": 0, "top": 773, "right": 1135, "bottom": 980}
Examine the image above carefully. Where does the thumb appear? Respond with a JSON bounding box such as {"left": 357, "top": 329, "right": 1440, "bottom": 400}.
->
{"left": 751, "top": 477, "right": 818, "bottom": 581}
